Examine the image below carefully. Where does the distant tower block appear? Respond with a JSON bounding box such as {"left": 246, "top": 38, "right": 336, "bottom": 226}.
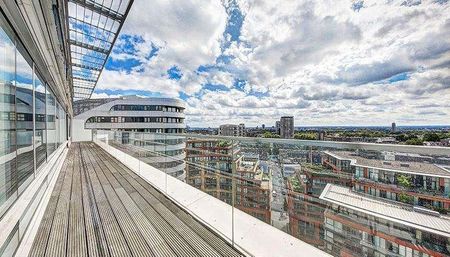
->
{"left": 280, "top": 116, "right": 294, "bottom": 139}
{"left": 391, "top": 122, "right": 396, "bottom": 133}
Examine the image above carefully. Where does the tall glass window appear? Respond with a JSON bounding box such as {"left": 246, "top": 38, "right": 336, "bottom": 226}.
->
{"left": 60, "top": 104, "right": 66, "bottom": 145}
{"left": 46, "top": 86, "right": 56, "bottom": 157}
{"left": 56, "top": 102, "right": 60, "bottom": 148}
{"left": 34, "top": 77, "right": 46, "bottom": 170}
{"left": 0, "top": 13, "right": 68, "bottom": 221}
{"left": 0, "top": 23, "right": 17, "bottom": 216}
{"left": 15, "top": 44, "right": 34, "bottom": 191}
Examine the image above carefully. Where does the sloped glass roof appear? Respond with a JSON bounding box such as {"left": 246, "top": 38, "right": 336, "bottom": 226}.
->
{"left": 67, "top": 0, "right": 133, "bottom": 100}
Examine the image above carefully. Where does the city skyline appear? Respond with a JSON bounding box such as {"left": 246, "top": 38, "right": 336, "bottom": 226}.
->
{"left": 91, "top": 0, "right": 450, "bottom": 127}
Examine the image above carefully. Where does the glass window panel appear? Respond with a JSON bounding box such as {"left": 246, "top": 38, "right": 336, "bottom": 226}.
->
{"left": 15, "top": 44, "right": 34, "bottom": 191}
{"left": 46, "top": 86, "right": 56, "bottom": 157}
{"left": 34, "top": 77, "right": 46, "bottom": 170}
{"left": 58, "top": 103, "right": 65, "bottom": 146}
{"left": 56, "top": 102, "right": 60, "bottom": 148}
{"left": 0, "top": 22, "right": 18, "bottom": 216}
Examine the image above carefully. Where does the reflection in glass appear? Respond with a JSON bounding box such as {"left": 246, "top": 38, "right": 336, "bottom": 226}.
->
{"left": 15, "top": 47, "right": 34, "bottom": 190}
{"left": 56, "top": 102, "right": 60, "bottom": 148}
{"left": 60, "top": 104, "right": 66, "bottom": 145}
{"left": 0, "top": 25, "right": 17, "bottom": 216}
{"left": 35, "top": 77, "right": 46, "bottom": 169}
{"left": 46, "top": 86, "right": 56, "bottom": 157}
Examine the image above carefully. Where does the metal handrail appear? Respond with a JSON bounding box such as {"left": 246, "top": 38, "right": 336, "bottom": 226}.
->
{"left": 95, "top": 129, "right": 450, "bottom": 155}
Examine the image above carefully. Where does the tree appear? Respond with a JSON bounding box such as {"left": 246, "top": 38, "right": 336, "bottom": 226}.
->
{"left": 217, "top": 140, "right": 231, "bottom": 147}
{"left": 294, "top": 132, "right": 316, "bottom": 140}
{"left": 423, "top": 133, "right": 440, "bottom": 142}
{"left": 405, "top": 138, "right": 423, "bottom": 145}
{"left": 397, "top": 174, "right": 411, "bottom": 188}
{"left": 395, "top": 134, "right": 407, "bottom": 142}
{"left": 263, "top": 131, "right": 280, "bottom": 138}
{"left": 398, "top": 193, "right": 413, "bottom": 204}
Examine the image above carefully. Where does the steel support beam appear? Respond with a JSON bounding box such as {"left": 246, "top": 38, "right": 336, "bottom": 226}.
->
{"left": 69, "top": 0, "right": 124, "bottom": 21}
{"left": 69, "top": 39, "right": 109, "bottom": 54}
{"left": 72, "top": 76, "right": 97, "bottom": 83}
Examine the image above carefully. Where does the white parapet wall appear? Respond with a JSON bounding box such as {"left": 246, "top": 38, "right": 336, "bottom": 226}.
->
{"left": 94, "top": 137, "right": 330, "bottom": 257}
{"left": 72, "top": 118, "right": 93, "bottom": 142}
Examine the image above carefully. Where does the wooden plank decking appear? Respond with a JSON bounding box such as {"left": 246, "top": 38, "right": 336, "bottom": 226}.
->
{"left": 29, "top": 142, "right": 242, "bottom": 257}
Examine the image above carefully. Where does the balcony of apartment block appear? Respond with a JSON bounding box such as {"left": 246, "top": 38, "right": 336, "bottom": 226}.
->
{"left": 93, "top": 130, "right": 450, "bottom": 257}
{"left": 321, "top": 186, "right": 450, "bottom": 256}
{"left": 0, "top": 132, "right": 329, "bottom": 257}
{"left": 353, "top": 176, "right": 450, "bottom": 206}
{"left": 6, "top": 127, "right": 450, "bottom": 257}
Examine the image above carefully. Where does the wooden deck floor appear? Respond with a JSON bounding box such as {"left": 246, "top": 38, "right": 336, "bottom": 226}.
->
{"left": 29, "top": 142, "right": 242, "bottom": 257}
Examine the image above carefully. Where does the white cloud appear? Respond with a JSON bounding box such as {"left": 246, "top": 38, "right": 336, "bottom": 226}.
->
{"left": 97, "top": 0, "right": 227, "bottom": 96}
{"left": 122, "top": 0, "right": 226, "bottom": 71}
{"left": 95, "top": 0, "right": 450, "bottom": 127}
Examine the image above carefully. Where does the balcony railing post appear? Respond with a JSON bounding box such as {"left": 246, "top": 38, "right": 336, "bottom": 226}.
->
{"left": 165, "top": 133, "right": 168, "bottom": 193}
{"left": 231, "top": 138, "right": 236, "bottom": 246}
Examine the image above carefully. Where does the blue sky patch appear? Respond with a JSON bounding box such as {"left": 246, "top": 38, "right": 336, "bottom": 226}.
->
{"left": 113, "top": 34, "right": 145, "bottom": 55}
{"left": 146, "top": 43, "right": 160, "bottom": 60}
{"left": 167, "top": 66, "right": 183, "bottom": 80}
{"left": 105, "top": 58, "right": 142, "bottom": 73}
{"left": 388, "top": 72, "right": 410, "bottom": 83}
{"left": 203, "top": 83, "right": 231, "bottom": 92}
{"left": 351, "top": 1, "right": 364, "bottom": 11}
{"left": 222, "top": 0, "right": 244, "bottom": 50}
{"left": 233, "top": 79, "right": 246, "bottom": 91}
{"left": 197, "top": 65, "right": 216, "bottom": 73}
{"left": 179, "top": 91, "right": 190, "bottom": 100}
{"left": 248, "top": 90, "right": 270, "bottom": 98}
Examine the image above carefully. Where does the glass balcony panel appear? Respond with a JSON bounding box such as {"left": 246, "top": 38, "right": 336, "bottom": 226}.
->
{"left": 93, "top": 130, "right": 450, "bottom": 257}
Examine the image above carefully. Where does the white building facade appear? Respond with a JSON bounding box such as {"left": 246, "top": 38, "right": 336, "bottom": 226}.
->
{"left": 72, "top": 96, "right": 186, "bottom": 178}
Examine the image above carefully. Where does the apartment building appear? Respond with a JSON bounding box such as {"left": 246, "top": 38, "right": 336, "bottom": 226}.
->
{"left": 323, "top": 151, "right": 450, "bottom": 212}
{"left": 320, "top": 184, "right": 450, "bottom": 257}
{"left": 286, "top": 164, "right": 352, "bottom": 251}
{"left": 219, "top": 123, "right": 246, "bottom": 137}
{"left": 72, "top": 98, "right": 116, "bottom": 116}
{"left": 235, "top": 154, "right": 272, "bottom": 223}
{"left": 318, "top": 150, "right": 450, "bottom": 256}
{"left": 322, "top": 151, "right": 353, "bottom": 173}
{"left": 185, "top": 139, "right": 272, "bottom": 222}
{"left": 185, "top": 139, "right": 238, "bottom": 204}
{"left": 72, "top": 96, "right": 186, "bottom": 178}
{"left": 280, "top": 116, "right": 294, "bottom": 139}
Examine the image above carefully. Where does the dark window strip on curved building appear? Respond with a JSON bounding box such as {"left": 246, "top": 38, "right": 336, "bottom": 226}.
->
{"left": 86, "top": 116, "right": 184, "bottom": 124}
{"left": 110, "top": 104, "right": 184, "bottom": 113}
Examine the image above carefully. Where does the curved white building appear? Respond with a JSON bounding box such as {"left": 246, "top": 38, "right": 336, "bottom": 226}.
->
{"left": 72, "top": 96, "right": 186, "bottom": 178}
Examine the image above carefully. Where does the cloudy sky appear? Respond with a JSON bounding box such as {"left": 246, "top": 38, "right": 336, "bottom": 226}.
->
{"left": 93, "top": 0, "right": 450, "bottom": 127}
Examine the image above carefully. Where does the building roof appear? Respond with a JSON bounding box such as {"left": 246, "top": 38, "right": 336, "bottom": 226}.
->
{"left": 324, "top": 151, "right": 450, "bottom": 178}
{"left": 68, "top": 0, "right": 134, "bottom": 100}
{"left": 73, "top": 97, "right": 186, "bottom": 118}
{"left": 319, "top": 184, "right": 450, "bottom": 238}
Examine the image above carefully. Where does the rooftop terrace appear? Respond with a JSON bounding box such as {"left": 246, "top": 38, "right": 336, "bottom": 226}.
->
{"left": 320, "top": 184, "right": 450, "bottom": 238}
{"left": 325, "top": 151, "right": 450, "bottom": 177}
{"left": 28, "top": 142, "right": 242, "bottom": 257}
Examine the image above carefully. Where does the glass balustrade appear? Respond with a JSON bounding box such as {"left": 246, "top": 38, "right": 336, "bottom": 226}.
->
{"left": 93, "top": 129, "right": 450, "bottom": 257}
